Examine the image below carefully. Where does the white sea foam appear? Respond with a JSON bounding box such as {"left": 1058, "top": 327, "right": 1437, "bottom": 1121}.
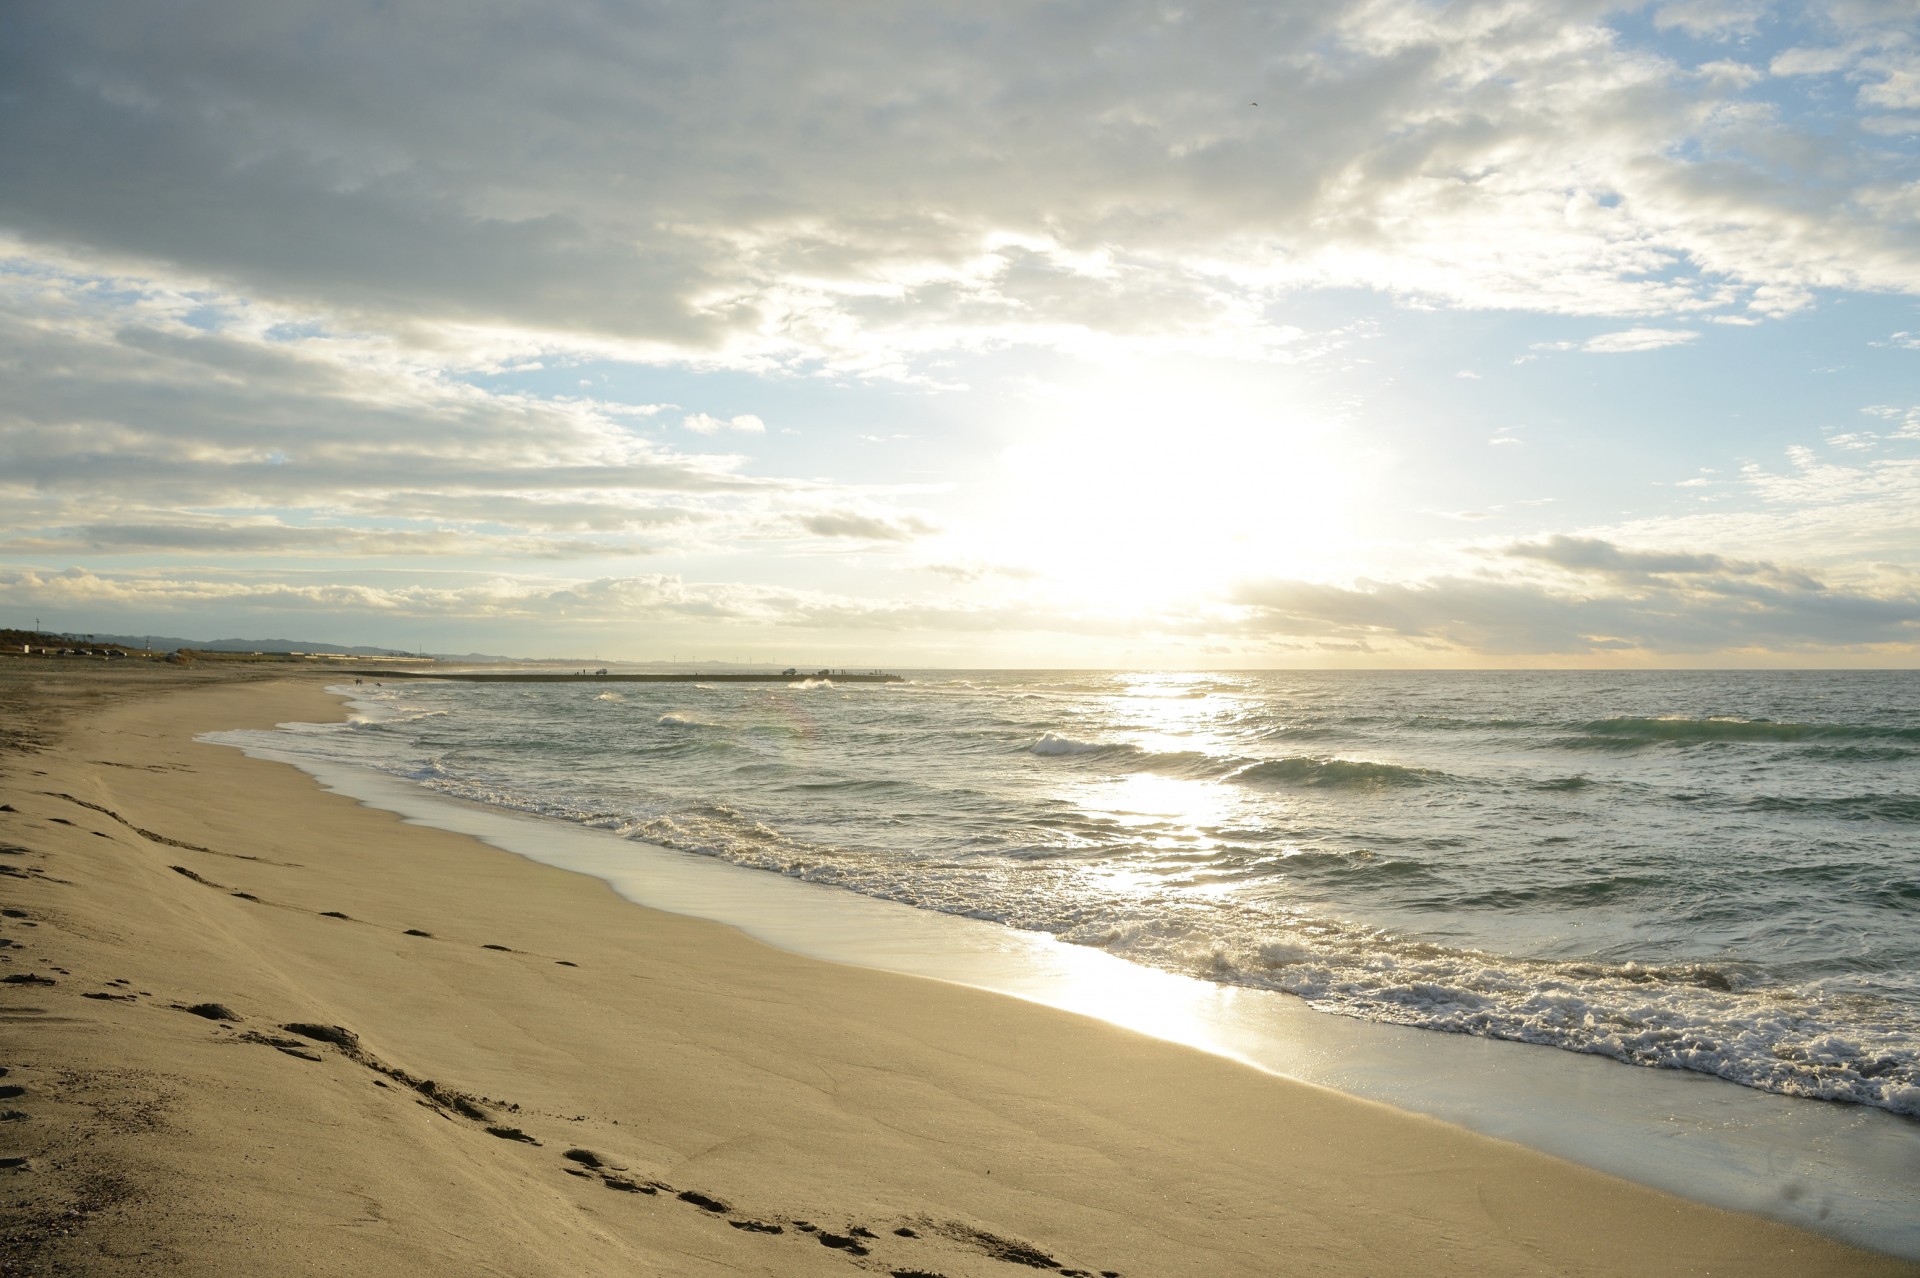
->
{"left": 238, "top": 669, "right": 1920, "bottom": 1124}
{"left": 595, "top": 691, "right": 625, "bottom": 702}
{"left": 1029, "top": 732, "right": 1104, "bottom": 755}
{"left": 1074, "top": 921, "right": 1920, "bottom": 1116}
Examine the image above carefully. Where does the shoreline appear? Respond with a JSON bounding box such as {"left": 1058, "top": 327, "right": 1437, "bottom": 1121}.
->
{"left": 220, "top": 712, "right": 1920, "bottom": 1263}
{"left": 2, "top": 669, "right": 1914, "bottom": 1275}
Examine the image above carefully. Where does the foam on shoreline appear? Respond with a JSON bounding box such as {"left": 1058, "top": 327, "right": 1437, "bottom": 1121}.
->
{"left": 212, "top": 722, "right": 1920, "bottom": 1261}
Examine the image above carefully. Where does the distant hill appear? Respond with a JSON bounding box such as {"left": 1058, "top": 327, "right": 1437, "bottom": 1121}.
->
{"left": 63, "top": 633, "right": 521, "bottom": 661}
{"left": 72, "top": 633, "right": 414, "bottom": 657}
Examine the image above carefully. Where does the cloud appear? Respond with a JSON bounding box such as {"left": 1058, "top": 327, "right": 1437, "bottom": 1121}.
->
{"left": 1, "top": 0, "right": 1916, "bottom": 378}
{"left": 0, "top": 521, "right": 656, "bottom": 559}
{"left": 1504, "top": 534, "right": 1821, "bottom": 588}
{"left": 1534, "top": 328, "right": 1701, "bottom": 354}
{"left": 922, "top": 562, "right": 1040, "bottom": 583}
{"left": 0, "top": 268, "right": 939, "bottom": 569}
{"left": 1860, "top": 113, "right": 1920, "bottom": 134}
{"left": 1694, "top": 59, "right": 1766, "bottom": 89}
{"left": 1230, "top": 536, "right": 1920, "bottom": 655}
{"left": 683, "top": 412, "right": 766, "bottom": 435}
{"left": 1654, "top": 0, "right": 1769, "bottom": 37}
{"left": 797, "top": 511, "right": 937, "bottom": 542}
{"left": 7, "top": 526, "right": 1918, "bottom": 662}
{"left": 0, "top": 564, "right": 1141, "bottom": 647}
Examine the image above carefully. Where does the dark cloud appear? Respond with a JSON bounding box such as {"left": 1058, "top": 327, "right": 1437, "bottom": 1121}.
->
{"left": 1507, "top": 535, "right": 1734, "bottom": 577}
{"left": 799, "top": 511, "right": 936, "bottom": 541}
{"left": 4, "top": 0, "right": 1915, "bottom": 361}
{"left": 1231, "top": 537, "right": 1920, "bottom": 654}
{"left": 0, "top": 522, "right": 656, "bottom": 559}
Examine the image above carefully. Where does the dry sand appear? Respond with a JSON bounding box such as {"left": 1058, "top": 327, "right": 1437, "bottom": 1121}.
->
{"left": 0, "top": 666, "right": 1912, "bottom": 1276}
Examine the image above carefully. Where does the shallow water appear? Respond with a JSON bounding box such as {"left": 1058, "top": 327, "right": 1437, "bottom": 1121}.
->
{"left": 223, "top": 669, "right": 1920, "bottom": 1118}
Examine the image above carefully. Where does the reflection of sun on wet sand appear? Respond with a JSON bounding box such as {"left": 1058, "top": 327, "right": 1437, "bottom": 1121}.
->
{"left": 0, "top": 666, "right": 1912, "bottom": 1276}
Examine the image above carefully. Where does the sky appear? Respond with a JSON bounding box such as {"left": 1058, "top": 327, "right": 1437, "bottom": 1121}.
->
{"left": 3, "top": 0, "right": 1918, "bottom": 667}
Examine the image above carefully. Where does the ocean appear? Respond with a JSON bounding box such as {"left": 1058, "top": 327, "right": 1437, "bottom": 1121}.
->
{"left": 219, "top": 668, "right": 1920, "bottom": 1121}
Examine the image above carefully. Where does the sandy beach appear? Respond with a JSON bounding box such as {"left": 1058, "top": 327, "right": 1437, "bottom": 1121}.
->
{"left": 1, "top": 667, "right": 1912, "bottom": 1277}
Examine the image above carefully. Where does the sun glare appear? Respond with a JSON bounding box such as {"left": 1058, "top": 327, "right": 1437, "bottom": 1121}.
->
{"left": 976, "top": 369, "right": 1360, "bottom": 611}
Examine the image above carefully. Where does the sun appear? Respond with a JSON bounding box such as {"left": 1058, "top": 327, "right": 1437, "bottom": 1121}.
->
{"left": 968, "top": 366, "right": 1363, "bottom": 612}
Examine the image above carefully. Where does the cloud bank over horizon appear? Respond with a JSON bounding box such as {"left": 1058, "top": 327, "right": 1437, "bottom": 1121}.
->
{"left": 2, "top": 0, "right": 1918, "bottom": 665}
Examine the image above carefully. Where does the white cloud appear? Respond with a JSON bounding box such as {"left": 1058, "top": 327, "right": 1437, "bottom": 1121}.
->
{"left": 0, "top": 265, "right": 951, "bottom": 571}
{"left": 1583, "top": 327, "right": 1701, "bottom": 353}
{"left": 1533, "top": 327, "right": 1700, "bottom": 354}
{"left": 1695, "top": 59, "right": 1766, "bottom": 89}
{"left": 1863, "top": 404, "right": 1920, "bottom": 437}
{"left": 1860, "top": 114, "right": 1920, "bottom": 134}
{"left": 683, "top": 412, "right": 767, "bottom": 435}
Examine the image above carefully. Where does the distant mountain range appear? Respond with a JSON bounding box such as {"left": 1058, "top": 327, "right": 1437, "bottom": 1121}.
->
{"left": 23, "top": 631, "right": 830, "bottom": 669}
{"left": 81, "top": 633, "right": 517, "bottom": 661}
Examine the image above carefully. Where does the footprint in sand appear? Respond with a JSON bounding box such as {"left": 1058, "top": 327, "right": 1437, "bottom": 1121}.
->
{"left": 814, "top": 1231, "right": 869, "bottom": 1255}
{"left": 179, "top": 1003, "right": 240, "bottom": 1022}
{"left": 603, "top": 1175, "right": 660, "bottom": 1194}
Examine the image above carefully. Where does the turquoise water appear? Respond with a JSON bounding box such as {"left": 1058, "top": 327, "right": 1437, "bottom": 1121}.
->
{"left": 233, "top": 669, "right": 1920, "bottom": 1117}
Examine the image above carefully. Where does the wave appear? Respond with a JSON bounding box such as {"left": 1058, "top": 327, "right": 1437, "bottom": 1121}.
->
{"left": 1746, "top": 794, "right": 1920, "bottom": 824}
{"left": 1066, "top": 919, "right": 1920, "bottom": 1118}
{"left": 1445, "top": 874, "right": 1670, "bottom": 909}
{"left": 1571, "top": 716, "right": 1920, "bottom": 746}
{"left": 594, "top": 691, "right": 625, "bottom": 702}
{"left": 1229, "top": 756, "right": 1441, "bottom": 789}
{"left": 1798, "top": 745, "right": 1920, "bottom": 763}
{"left": 788, "top": 678, "right": 835, "bottom": 689}
{"left": 347, "top": 706, "right": 449, "bottom": 728}
{"left": 260, "top": 670, "right": 1920, "bottom": 1122}
{"left": 1029, "top": 733, "right": 1109, "bottom": 756}
{"left": 1024, "top": 736, "right": 1450, "bottom": 789}
{"left": 784, "top": 777, "right": 912, "bottom": 794}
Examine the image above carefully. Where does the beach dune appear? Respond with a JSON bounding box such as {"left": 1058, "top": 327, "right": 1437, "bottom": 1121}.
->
{"left": 0, "top": 671, "right": 1910, "bottom": 1276}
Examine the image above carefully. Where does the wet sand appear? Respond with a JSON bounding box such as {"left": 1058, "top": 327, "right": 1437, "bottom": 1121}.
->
{"left": 1, "top": 665, "right": 1911, "bottom": 1276}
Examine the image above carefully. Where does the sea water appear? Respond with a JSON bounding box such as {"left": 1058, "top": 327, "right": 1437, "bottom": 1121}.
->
{"left": 229, "top": 669, "right": 1920, "bottom": 1115}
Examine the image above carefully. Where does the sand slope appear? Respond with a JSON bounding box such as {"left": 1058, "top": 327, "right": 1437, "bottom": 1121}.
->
{"left": 1, "top": 671, "right": 1911, "bottom": 1276}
